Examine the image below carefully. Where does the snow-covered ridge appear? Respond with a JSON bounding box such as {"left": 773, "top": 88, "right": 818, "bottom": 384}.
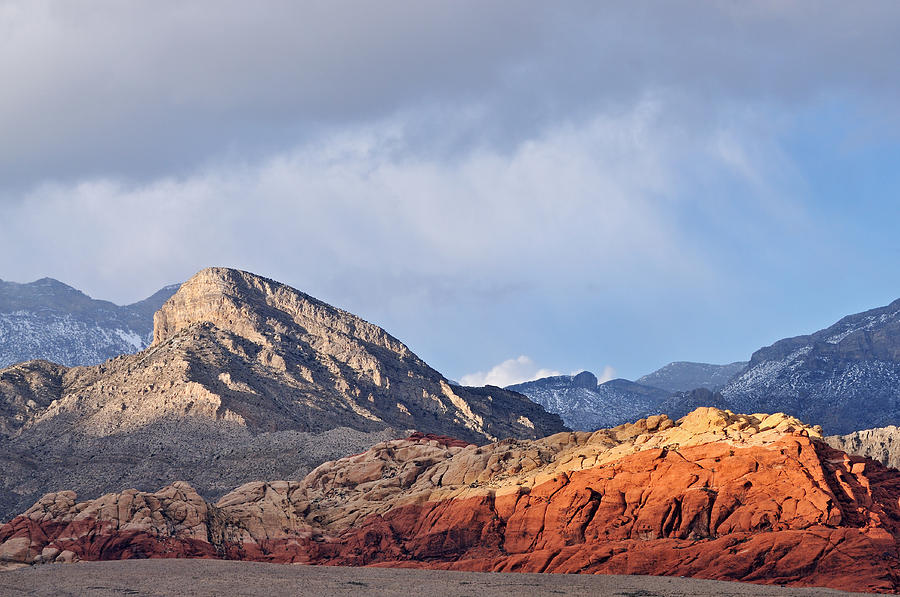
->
{"left": 0, "top": 279, "right": 179, "bottom": 368}
{"left": 825, "top": 309, "right": 900, "bottom": 344}
{"left": 508, "top": 373, "right": 669, "bottom": 430}
{"left": 709, "top": 297, "right": 900, "bottom": 434}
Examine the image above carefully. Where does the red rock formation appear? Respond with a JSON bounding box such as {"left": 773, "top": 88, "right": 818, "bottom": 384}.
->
{"left": 331, "top": 437, "right": 900, "bottom": 593}
{"left": 4, "top": 409, "right": 900, "bottom": 593}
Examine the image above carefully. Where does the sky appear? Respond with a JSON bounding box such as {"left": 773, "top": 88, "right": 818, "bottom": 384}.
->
{"left": 2, "top": 1, "right": 900, "bottom": 386}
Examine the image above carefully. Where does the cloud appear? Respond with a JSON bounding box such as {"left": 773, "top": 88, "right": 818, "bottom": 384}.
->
{"left": 459, "top": 356, "right": 561, "bottom": 388}
{"left": 2, "top": 99, "right": 732, "bottom": 302}
{"left": 4, "top": 2, "right": 896, "bottom": 381}
{"left": 596, "top": 366, "right": 617, "bottom": 385}
{"left": 3, "top": 2, "right": 900, "bottom": 187}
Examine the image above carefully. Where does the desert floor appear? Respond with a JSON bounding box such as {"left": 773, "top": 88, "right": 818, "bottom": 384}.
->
{"left": 0, "top": 559, "right": 872, "bottom": 596}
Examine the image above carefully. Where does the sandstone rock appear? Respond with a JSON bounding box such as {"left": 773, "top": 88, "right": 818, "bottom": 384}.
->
{"left": 3, "top": 408, "right": 899, "bottom": 593}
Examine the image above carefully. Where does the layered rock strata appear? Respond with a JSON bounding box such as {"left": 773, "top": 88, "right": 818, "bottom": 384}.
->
{"left": 14, "top": 267, "right": 562, "bottom": 442}
{"left": 4, "top": 408, "right": 900, "bottom": 593}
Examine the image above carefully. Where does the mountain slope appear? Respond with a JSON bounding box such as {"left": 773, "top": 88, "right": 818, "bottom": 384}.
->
{"left": 636, "top": 361, "right": 747, "bottom": 392}
{"left": 508, "top": 371, "right": 669, "bottom": 430}
{"left": 0, "top": 278, "right": 179, "bottom": 367}
{"left": 0, "top": 267, "right": 565, "bottom": 520}
{"left": 3, "top": 408, "right": 898, "bottom": 593}
{"left": 826, "top": 425, "right": 900, "bottom": 470}
{"left": 711, "top": 298, "right": 900, "bottom": 434}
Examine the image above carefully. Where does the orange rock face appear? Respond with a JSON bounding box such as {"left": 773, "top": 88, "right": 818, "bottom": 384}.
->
{"left": 3, "top": 408, "right": 900, "bottom": 593}
{"left": 335, "top": 438, "right": 900, "bottom": 593}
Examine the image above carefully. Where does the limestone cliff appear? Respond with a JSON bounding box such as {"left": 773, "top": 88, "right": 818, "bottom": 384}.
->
{"left": 827, "top": 425, "right": 900, "bottom": 470}
{"left": 18, "top": 268, "right": 561, "bottom": 441}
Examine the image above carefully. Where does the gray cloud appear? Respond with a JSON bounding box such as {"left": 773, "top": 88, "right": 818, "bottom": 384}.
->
{"left": 3, "top": 2, "right": 900, "bottom": 379}
{"left": 3, "top": 1, "right": 900, "bottom": 188}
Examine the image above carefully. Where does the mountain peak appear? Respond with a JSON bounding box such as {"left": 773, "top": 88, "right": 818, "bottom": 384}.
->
{"left": 571, "top": 370, "right": 598, "bottom": 389}
{"left": 153, "top": 268, "right": 397, "bottom": 352}
{"left": 120, "top": 267, "right": 565, "bottom": 442}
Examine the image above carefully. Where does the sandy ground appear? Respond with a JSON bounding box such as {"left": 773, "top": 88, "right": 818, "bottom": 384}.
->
{"left": 0, "top": 559, "right": 873, "bottom": 596}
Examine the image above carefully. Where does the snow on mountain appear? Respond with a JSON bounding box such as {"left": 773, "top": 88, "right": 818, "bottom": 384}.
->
{"left": 678, "top": 297, "right": 900, "bottom": 435}
{"left": 636, "top": 361, "right": 747, "bottom": 393}
{"left": 0, "top": 278, "right": 179, "bottom": 367}
{"left": 508, "top": 371, "right": 670, "bottom": 430}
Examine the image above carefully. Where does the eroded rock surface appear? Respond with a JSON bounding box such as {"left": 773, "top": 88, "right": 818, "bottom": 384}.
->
{"left": 827, "top": 426, "right": 900, "bottom": 470}
{"left": 4, "top": 408, "right": 899, "bottom": 593}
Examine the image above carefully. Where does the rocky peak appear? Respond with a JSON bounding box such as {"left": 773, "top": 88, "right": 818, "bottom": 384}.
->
{"left": 571, "top": 370, "right": 598, "bottom": 389}
{"left": 6, "top": 267, "right": 565, "bottom": 442}
{"left": 153, "top": 268, "right": 409, "bottom": 358}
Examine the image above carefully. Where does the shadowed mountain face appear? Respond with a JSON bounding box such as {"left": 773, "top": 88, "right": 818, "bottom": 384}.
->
{"left": 636, "top": 361, "right": 747, "bottom": 393}
{"left": 0, "top": 278, "right": 179, "bottom": 368}
{"left": 0, "top": 268, "right": 565, "bottom": 521}
{"left": 508, "top": 371, "right": 669, "bottom": 430}
{"left": 699, "top": 298, "right": 900, "bottom": 435}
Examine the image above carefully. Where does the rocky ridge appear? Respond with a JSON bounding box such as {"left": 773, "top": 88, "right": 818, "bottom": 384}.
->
{"left": 6, "top": 407, "right": 900, "bottom": 593}
{"left": 659, "top": 298, "right": 900, "bottom": 435}
{"left": 636, "top": 361, "right": 748, "bottom": 393}
{"left": 507, "top": 371, "right": 669, "bottom": 430}
{"left": 0, "top": 278, "right": 178, "bottom": 368}
{"left": 731, "top": 298, "right": 900, "bottom": 432}
{"left": 0, "top": 268, "right": 564, "bottom": 520}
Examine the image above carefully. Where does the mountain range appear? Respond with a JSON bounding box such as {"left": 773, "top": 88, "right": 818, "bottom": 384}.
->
{"left": 711, "top": 298, "right": 900, "bottom": 434}
{"left": 0, "top": 268, "right": 564, "bottom": 521}
{"left": 507, "top": 371, "right": 669, "bottom": 429}
{"left": 4, "top": 268, "right": 900, "bottom": 591}
{"left": 513, "top": 297, "right": 900, "bottom": 436}
{"left": 0, "top": 278, "right": 179, "bottom": 368}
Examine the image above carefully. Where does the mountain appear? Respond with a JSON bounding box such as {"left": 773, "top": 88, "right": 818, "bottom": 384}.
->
{"left": 0, "top": 267, "right": 565, "bottom": 520}
{"left": 700, "top": 298, "right": 900, "bottom": 435}
{"left": 636, "top": 360, "right": 747, "bottom": 392}
{"left": 3, "top": 407, "right": 898, "bottom": 593}
{"left": 508, "top": 371, "right": 669, "bottom": 430}
{"left": 827, "top": 425, "right": 900, "bottom": 470}
{"left": 0, "top": 278, "right": 179, "bottom": 368}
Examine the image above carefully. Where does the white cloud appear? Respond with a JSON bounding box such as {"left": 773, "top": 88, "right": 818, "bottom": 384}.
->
{"left": 597, "top": 366, "right": 617, "bottom": 384}
{"left": 3, "top": 100, "right": 716, "bottom": 302}
{"left": 459, "top": 356, "right": 561, "bottom": 388}
{"left": 4, "top": 2, "right": 900, "bottom": 186}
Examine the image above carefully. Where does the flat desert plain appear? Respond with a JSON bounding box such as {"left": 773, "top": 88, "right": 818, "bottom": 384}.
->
{"left": 0, "top": 560, "right": 871, "bottom": 596}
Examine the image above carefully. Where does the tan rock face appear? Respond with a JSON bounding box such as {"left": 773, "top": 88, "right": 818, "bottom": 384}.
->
{"left": 3, "top": 408, "right": 899, "bottom": 593}
{"left": 8, "top": 267, "right": 563, "bottom": 442}
{"left": 827, "top": 425, "right": 900, "bottom": 470}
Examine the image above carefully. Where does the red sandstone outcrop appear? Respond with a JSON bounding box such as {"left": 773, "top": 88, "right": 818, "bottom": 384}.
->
{"left": 3, "top": 408, "right": 900, "bottom": 593}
